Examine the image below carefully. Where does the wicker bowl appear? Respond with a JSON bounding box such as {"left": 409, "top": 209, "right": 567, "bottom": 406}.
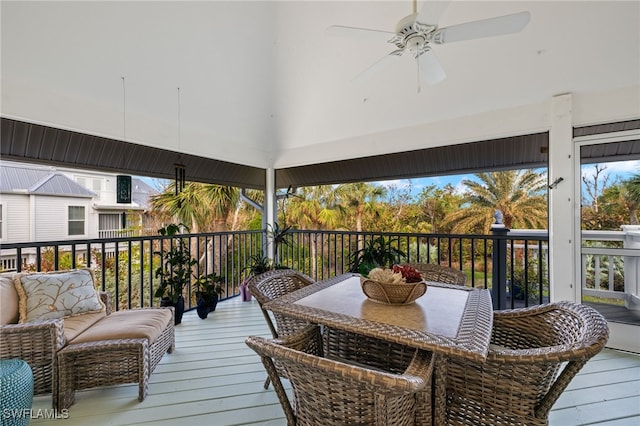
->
{"left": 360, "top": 277, "right": 427, "bottom": 305}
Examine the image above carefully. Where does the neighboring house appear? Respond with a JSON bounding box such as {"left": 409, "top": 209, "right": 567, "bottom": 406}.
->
{"left": 0, "top": 160, "right": 158, "bottom": 270}
{"left": 71, "top": 169, "right": 157, "bottom": 238}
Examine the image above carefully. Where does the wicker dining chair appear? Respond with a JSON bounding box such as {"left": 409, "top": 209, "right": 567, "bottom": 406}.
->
{"left": 247, "top": 269, "right": 323, "bottom": 388}
{"left": 246, "top": 333, "right": 434, "bottom": 426}
{"left": 439, "top": 301, "right": 609, "bottom": 426}
{"left": 410, "top": 263, "right": 467, "bottom": 286}
{"left": 247, "top": 269, "right": 319, "bottom": 340}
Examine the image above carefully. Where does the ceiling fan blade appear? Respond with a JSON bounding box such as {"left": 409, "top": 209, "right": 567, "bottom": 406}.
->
{"left": 417, "top": 0, "right": 451, "bottom": 25}
{"left": 353, "top": 50, "right": 403, "bottom": 83}
{"left": 433, "top": 11, "right": 530, "bottom": 44}
{"left": 418, "top": 49, "right": 446, "bottom": 85}
{"left": 325, "top": 25, "right": 395, "bottom": 42}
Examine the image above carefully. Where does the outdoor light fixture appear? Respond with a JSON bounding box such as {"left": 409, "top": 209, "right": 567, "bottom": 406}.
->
{"left": 116, "top": 175, "right": 132, "bottom": 203}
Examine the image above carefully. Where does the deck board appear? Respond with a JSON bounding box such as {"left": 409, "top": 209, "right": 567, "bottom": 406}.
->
{"left": 29, "top": 297, "right": 639, "bottom": 426}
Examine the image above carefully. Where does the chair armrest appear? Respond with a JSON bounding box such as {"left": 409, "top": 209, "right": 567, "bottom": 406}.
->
{"left": 0, "top": 319, "right": 66, "bottom": 395}
{"left": 99, "top": 291, "right": 112, "bottom": 315}
{"left": 275, "top": 334, "right": 433, "bottom": 394}
{"left": 0, "top": 319, "right": 66, "bottom": 354}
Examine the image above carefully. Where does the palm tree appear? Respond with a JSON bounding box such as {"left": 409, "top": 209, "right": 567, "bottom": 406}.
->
{"left": 624, "top": 173, "right": 640, "bottom": 225}
{"left": 336, "top": 182, "right": 386, "bottom": 233}
{"left": 150, "top": 182, "right": 209, "bottom": 233}
{"left": 150, "top": 183, "right": 239, "bottom": 232}
{"left": 442, "top": 170, "right": 547, "bottom": 233}
{"left": 285, "top": 186, "right": 341, "bottom": 277}
{"left": 150, "top": 182, "right": 240, "bottom": 273}
{"left": 598, "top": 173, "right": 640, "bottom": 226}
{"left": 336, "top": 182, "right": 385, "bottom": 252}
{"left": 202, "top": 185, "right": 240, "bottom": 232}
{"left": 285, "top": 186, "right": 341, "bottom": 230}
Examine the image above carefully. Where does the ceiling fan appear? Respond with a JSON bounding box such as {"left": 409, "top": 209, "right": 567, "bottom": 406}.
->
{"left": 326, "top": 0, "right": 530, "bottom": 90}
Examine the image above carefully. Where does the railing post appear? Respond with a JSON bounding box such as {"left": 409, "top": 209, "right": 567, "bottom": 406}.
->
{"left": 621, "top": 225, "right": 640, "bottom": 310}
{"left": 491, "top": 211, "right": 509, "bottom": 310}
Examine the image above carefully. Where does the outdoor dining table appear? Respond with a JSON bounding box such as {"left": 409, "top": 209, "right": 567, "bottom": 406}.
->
{"left": 264, "top": 272, "right": 495, "bottom": 425}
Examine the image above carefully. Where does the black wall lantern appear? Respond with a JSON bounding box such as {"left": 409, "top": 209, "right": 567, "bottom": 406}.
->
{"left": 116, "top": 175, "right": 132, "bottom": 203}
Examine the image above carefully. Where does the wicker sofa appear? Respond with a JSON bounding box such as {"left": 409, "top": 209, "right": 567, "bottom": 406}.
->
{"left": 0, "top": 269, "right": 175, "bottom": 409}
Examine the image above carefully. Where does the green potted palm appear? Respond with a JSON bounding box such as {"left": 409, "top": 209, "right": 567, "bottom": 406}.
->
{"left": 154, "top": 223, "right": 196, "bottom": 325}
{"left": 194, "top": 272, "right": 224, "bottom": 319}
{"left": 267, "top": 222, "right": 293, "bottom": 267}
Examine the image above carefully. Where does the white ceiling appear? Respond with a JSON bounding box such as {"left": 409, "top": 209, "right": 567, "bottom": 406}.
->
{"left": 2, "top": 1, "right": 639, "bottom": 170}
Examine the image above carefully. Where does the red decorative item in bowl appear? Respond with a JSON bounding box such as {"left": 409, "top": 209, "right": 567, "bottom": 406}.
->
{"left": 392, "top": 264, "right": 423, "bottom": 283}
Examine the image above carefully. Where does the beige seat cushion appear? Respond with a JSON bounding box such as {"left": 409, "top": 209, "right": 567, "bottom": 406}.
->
{"left": 0, "top": 272, "right": 19, "bottom": 325}
{"left": 63, "top": 311, "right": 107, "bottom": 342}
{"left": 69, "top": 309, "right": 172, "bottom": 345}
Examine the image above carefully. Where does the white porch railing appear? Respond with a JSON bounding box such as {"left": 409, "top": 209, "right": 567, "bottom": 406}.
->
{"left": 582, "top": 226, "right": 640, "bottom": 310}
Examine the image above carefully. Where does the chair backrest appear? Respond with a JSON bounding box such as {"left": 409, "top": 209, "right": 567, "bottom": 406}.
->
{"left": 411, "top": 263, "right": 467, "bottom": 285}
{"left": 443, "top": 301, "right": 609, "bottom": 425}
{"left": 247, "top": 269, "right": 315, "bottom": 338}
{"left": 246, "top": 334, "right": 433, "bottom": 426}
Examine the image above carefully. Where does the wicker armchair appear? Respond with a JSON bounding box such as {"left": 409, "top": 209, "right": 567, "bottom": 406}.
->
{"left": 440, "top": 301, "right": 609, "bottom": 426}
{"left": 247, "top": 269, "right": 324, "bottom": 388}
{"left": 411, "top": 263, "right": 467, "bottom": 285}
{"left": 247, "top": 269, "right": 318, "bottom": 339}
{"left": 246, "top": 333, "right": 434, "bottom": 426}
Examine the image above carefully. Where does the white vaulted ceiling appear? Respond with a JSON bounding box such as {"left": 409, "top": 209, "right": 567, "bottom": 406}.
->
{"left": 2, "top": 1, "right": 639, "bottom": 172}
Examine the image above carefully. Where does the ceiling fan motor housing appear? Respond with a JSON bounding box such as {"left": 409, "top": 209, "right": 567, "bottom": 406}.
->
{"left": 390, "top": 13, "right": 437, "bottom": 51}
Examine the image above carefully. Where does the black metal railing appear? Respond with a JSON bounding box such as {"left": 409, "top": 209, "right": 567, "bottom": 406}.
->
{"left": 1, "top": 230, "right": 265, "bottom": 311}
{"left": 1, "top": 228, "right": 548, "bottom": 311}
{"left": 280, "top": 229, "right": 548, "bottom": 309}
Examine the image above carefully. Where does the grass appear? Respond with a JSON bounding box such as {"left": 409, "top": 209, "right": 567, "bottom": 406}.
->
{"left": 582, "top": 295, "right": 626, "bottom": 306}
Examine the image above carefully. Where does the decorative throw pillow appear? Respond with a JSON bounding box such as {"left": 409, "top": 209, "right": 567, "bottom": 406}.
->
{"left": 14, "top": 269, "right": 105, "bottom": 323}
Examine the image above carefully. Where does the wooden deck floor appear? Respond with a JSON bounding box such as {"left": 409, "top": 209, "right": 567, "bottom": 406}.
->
{"left": 31, "top": 297, "right": 640, "bottom": 426}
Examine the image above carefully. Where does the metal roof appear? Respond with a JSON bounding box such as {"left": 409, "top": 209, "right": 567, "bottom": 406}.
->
{"left": 131, "top": 178, "right": 158, "bottom": 210}
{"left": 0, "top": 161, "right": 95, "bottom": 197}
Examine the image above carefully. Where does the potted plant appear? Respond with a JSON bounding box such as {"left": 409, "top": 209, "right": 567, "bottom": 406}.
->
{"left": 154, "top": 223, "right": 196, "bottom": 325}
{"left": 240, "top": 253, "right": 274, "bottom": 301}
{"left": 194, "top": 272, "right": 224, "bottom": 319}
{"left": 348, "top": 236, "right": 406, "bottom": 276}
{"left": 267, "top": 222, "right": 293, "bottom": 267}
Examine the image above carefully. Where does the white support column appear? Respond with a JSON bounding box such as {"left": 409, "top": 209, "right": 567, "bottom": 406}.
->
{"left": 548, "top": 93, "right": 576, "bottom": 302}
{"left": 264, "top": 166, "right": 276, "bottom": 260}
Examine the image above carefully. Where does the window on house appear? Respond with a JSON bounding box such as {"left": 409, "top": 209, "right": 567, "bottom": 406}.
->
{"left": 68, "top": 206, "right": 85, "bottom": 236}
{"left": 99, "top": 213, "right": 121, "bottom": 231}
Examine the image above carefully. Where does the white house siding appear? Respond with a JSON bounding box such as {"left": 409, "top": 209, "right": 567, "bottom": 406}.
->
{"left": 71, "top": 172, "right": 119, "bottom": 206}
{"left": 0, "top": 194, "right": 30, "bottom": 244}
{"left": 33, "top": 195, "right": 93, "bottom": 242}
